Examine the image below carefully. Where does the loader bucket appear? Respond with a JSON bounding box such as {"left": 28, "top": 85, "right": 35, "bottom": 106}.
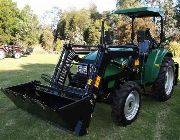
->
{"left": 1, "top": 81, "right": 94, "bottom": 136}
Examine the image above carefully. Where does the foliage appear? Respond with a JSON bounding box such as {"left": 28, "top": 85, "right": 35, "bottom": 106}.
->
{"left": 162, "top": 0, "right": 177, "bottom": 41}
{"left": 16, "top": 5, "right": 40, "bottom": 45}
{"left": 169, "top": 41, "right": 180, "bottom": 57}
{"left": 175, "top": 0, "right": 180, "bottom": 41}
{"left": 40, "top": 27, "right": 54, "bottom": 50}
{"left": 1, "top": 0, "right": 180, "bottom": 50}
{"left": 54, "top": 39, "right": 63, "bottom": 51}
{"left": 0, "top": 0, "right": 20, "bottom": 44}
{"left": 89, "top": 4, "right": 103, "bottom": 21}
{"left": 0, "top": 0, "right": 40, "bottom": 46}
{"left": 84, "top": 20, "right": 102, "bottom": 45}
{"left": 116, "top": 0, "right": 141, "bottom": 8}
{"left": 176, "top": 3, "right": 180, "bottom": 27}
{"left": 114, "top": 16, "right": 159, "bottom": 44}
{"left": 56, "top": 9, "right": 91, "bottom": 44}
{"left": 56, "top": 7, "right": 113, "bottom": 46}
{"left": 41, "top": 7, "right": 62, "bottom": 30}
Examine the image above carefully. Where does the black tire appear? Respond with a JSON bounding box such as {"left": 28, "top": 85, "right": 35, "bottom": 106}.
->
{"left": 152, "top": 57, "right": 175, "bottom": 101}
{"left": 0, "top": 49, "right": 6, "bottom": 60}
{"left": 14, "top": 52, "right": 21, "bottom": 59}
{"left": 112, "top": 81, "right": 141, "bottom": 126}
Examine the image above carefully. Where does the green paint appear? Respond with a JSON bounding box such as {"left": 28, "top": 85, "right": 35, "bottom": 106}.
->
{"left": 108, "top": 80, "right": 115, "bottom": 88}
{"left": 143, "top": 48, "right": 172, "bottom": 83}
{"left": 84, "top": 47, "right": 172, "bottom": 87}
{"left": 84, "top": 48, "right": 131, "bottom": 79}
{"left": 84, "top": 49, "right": 131, "bottom": 88}
{"left": 114, "top": 7, "right": 164, "bottom": 17}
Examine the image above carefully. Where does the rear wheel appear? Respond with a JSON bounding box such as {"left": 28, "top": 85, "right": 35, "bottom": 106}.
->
{"left": 112, "top": 81, "right": 141, "bottom": 126}
{"left": 152, "top": 57, "right": 175, "bottom": 101}
{"left": 0, "top": 49, "right": 6, "bottom": 60}
{"left": 14, "top": 52, "right": 21, "bottom": 59}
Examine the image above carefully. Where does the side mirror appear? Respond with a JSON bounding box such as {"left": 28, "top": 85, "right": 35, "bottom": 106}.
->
{"left": 105, "top": 30, "right": 114, "bottom": 45}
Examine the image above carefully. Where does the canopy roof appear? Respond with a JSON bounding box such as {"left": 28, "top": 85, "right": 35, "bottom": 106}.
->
{"left": 114, "top": 7, "right": 164, "bottom": 17}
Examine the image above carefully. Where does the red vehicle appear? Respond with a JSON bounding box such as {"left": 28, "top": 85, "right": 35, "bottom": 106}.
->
{"left": 0, "top": 44, "right": 33, "bottom": 60}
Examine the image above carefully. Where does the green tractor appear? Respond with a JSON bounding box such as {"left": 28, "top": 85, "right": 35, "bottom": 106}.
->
{"left": 1, "top": 7, "right": 179, "bottom": 136}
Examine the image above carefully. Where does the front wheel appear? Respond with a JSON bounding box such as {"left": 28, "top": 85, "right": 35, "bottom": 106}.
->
{"left": 14, "top": 52, "right": 21, "bottom": 59}
{"left": 112, "top": 81, "right": 141, "bottom": 126}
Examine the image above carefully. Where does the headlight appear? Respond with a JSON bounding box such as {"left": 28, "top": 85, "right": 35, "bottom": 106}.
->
{"left": 77, "top": 65, "right": 87, "bottom": 74}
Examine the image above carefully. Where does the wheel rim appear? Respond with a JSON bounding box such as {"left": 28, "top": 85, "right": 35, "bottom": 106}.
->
{"left": 0, "top": 50, "right": 5, "bottom": 59}
{"left": 165, "top": 67, "right": 174, "bottom": 95}
{"left": 124, "top": 91, "right": 140, "bottom": 121}
{"left": 15, "top": 53, "right": 20, "bottom": 58}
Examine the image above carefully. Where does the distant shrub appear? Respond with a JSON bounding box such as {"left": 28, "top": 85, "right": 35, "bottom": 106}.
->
{"left": 40, "top": 28, "right": 54, "bottom": 50}
{"left": 54, "top": 39, "right": 63, "bottom": 52}
{"left": 169, "top": 41, "right": 180, "bottom": 57}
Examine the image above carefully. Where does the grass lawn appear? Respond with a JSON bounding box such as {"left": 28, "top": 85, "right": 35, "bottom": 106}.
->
{"left": 0, "top": 54, "right": 180, "bottom": 140}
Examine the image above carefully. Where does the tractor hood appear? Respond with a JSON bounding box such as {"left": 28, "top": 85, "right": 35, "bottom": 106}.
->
{"left": 79, "top": 47, "right": 133, "bottom": 88}
{"left": 83, "top": 47, "right": 134, "bottom": 61}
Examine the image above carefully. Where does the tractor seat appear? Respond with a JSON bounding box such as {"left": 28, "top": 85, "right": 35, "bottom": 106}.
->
{"left": 138, "top": 40, "right": 150, "bottom": 54}
{"left": 137, "top": 30, "right": 150, "bottom": 54}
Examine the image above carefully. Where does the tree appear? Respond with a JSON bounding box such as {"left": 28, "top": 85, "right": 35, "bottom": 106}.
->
{"left": 116, "top": 0, "right": 141, "bottom": 8}
{"left": 175, "top": 0, "right": 180, "bottom": 29}
{"left": 84, "top": 19, "right": 111, "bottom": 45}
{"left": 174, "top": 0, "right": 180, "bottom": 42}
{"left": 54, "top": 39, "right": 63, "bottom": 51}
{"left": 56, "top": 9, "right": 91, "bottom": 44}
{"left": 0, "top": 0, "right": 20, "bottom": 44}
{"left": 114, "top": 17, "right": 159, "bottom": 44}
{"left": 89, "top": 4, "right": 102, "bottom": 21}
{"left": 41, "top": 7, "right": 62, "bottom": 30}
{"left": 84, "top": 20, "right": 101, "bottom": 45}
{"left": 40, "top": 27, "right": 54, "bottom": 50}
{"left": 16, "top": 5, "right": 40, "bottom": 46}
{"left": 143, "top": 0, "right": 178, "bottom": 41}
{"left": 142, "top": 0, "right": 161, "bottom": 7}
{"left": 0, "top": 0, "right": 40, "bottom": 46}
{"left": 162, "top": 0, "right": 177, "bottom": 41}
{"left": 115, "top": 0, "right": 159, "bottom": 44}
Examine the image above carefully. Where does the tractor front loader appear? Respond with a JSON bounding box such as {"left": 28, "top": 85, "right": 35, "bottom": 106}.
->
{"left": 1, "top": 44, "right": 103, "bottom": 136}
{"left": 1, "top": 7, "right": 179, "bottom": 136}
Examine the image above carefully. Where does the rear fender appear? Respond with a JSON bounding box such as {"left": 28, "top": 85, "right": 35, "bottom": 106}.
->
{"left": 144, "top": 48, "right": 173, "bottom": 83}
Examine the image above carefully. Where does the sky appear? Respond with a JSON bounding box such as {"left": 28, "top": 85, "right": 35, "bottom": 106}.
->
{"left": 13, "top": 0, "right": 117, "bottom": 17}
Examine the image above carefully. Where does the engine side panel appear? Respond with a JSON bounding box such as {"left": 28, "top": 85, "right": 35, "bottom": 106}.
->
{"left": 84, "top": 50, "right": 131, "bottom": 89}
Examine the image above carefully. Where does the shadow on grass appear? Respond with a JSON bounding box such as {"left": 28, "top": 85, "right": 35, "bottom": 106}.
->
{"left": 0, "top": 63, "right": 55, "bottom": 118}
{"left": 0, "top": 63, "right": 55, "bottom": 87}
